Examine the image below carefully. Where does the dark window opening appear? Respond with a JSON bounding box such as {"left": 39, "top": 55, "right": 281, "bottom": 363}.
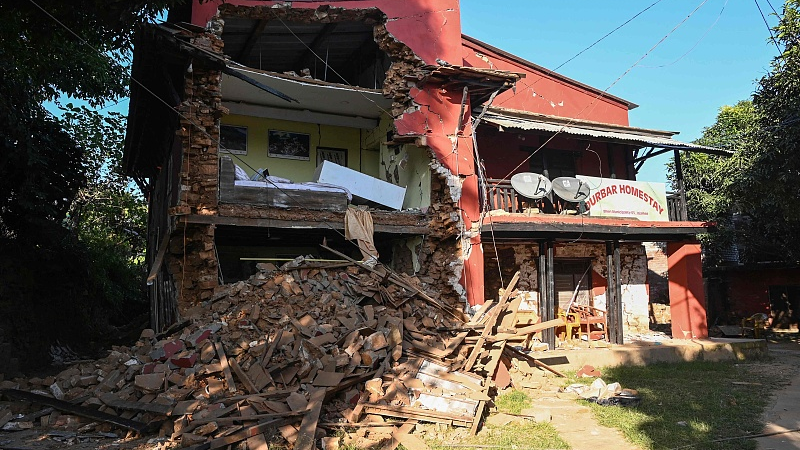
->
{"left": 554, "top": 259, "right": 592, "bottom": 312}
{"left": 524, "top": 147, "right": 579, "bottom": 180}
{"left": 768, "top": 285, "right": 800, "bottom": 330}
{"left": 221, "top": 18, "right": 390, "bottom": 89}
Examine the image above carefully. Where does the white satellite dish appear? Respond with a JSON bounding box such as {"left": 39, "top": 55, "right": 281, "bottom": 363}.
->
{"left": 510, "top": 172, "right": 552, "bottom": 199}
{"left": 552, "top": 177, "right": 590, "bottom": 202}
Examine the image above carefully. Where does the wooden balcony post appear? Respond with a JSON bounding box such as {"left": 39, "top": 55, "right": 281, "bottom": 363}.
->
{"left": 673, "top": 149, "right": 688, "bottom": 221}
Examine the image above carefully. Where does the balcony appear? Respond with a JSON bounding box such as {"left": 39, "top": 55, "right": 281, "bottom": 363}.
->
{"left": 481, "top": 177, "right": 688, "bottom": 222}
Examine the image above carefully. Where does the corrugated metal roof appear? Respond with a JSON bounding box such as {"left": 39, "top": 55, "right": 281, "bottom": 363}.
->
{"left": 482, "top": 111, "right": 731, "bottom": 155}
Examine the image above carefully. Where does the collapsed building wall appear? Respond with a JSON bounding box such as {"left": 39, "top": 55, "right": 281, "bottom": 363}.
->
{"left": 161, "top": 4, "right": 473, "bottom": 314}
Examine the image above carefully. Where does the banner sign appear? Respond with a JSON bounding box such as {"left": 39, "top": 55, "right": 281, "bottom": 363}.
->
{"left": 577, "top": 175, "right": 669, "bottom": 221}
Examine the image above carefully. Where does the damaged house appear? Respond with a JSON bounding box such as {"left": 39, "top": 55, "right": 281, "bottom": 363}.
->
{"left": 124, "top": 0, "right": 725, "bottom": 349}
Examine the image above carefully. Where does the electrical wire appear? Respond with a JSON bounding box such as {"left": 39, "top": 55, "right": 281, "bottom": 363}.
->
{"left": 491, "top": 0, "right": 710, "bottom": 190}
{"left": 639, "top": 0, "right": 729, "bottom": 69}
{"left": 495, "top": 0, "right": 665, "bottom": 108}
{"left": 23, "top": 0, "right": 390, "bottom": 267}
{"left": 755, "top": 0, "right": 782, "bottom": 52}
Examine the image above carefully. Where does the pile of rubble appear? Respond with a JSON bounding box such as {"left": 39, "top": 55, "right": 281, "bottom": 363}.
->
{"left": 0, "top": 258, "right": 563, "bottom": 450}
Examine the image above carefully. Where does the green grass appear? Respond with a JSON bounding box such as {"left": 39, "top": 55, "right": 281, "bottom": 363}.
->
{"left": 427, "top": 390, "right": 570, "bottom": 450}
{"left": 428, "top": 422, "right": 571, "bottom": 450}
{"left": 495, "top": 389, "right": 533, "bottom": 414}
{"left": 565, "top": 360, "right": 784, "bottom": 450}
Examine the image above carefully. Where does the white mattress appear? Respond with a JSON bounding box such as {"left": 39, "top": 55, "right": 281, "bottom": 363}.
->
{"left": 234, "top": 179, "right": 352, "bottom": 201}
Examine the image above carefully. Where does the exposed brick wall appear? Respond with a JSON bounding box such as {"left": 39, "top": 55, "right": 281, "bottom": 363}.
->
{"left": 644, "top": 242, "right": 669, "bottom": 304}
{"left": 167, "top": 224, "right": 219, "bottom": 311}
{"left": 175, "top": 29, "right": 225, "bottom": 216}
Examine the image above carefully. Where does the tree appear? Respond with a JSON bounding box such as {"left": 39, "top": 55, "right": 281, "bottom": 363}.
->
{"left": 674, "top": 1, "right": 800, "bottom": 265}
{"left": 0, "top": 0, "right": 180, "bottom": 370}
{"left": 670, "top": 101, "right": 757, "bottom": 266}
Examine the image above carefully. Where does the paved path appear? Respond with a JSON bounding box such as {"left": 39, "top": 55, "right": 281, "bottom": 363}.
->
{"left": 756, "top": 347, "right": 800, "bottom": 450}
{"left": 528, "top": 386, "right": 645, "bottom": 450}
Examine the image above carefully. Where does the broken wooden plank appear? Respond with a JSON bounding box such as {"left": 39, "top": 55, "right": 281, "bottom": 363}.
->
{"left": 261, "top": 329, "right": 283, "bottom": 368}
{"left": 190, "top": 410, "right": 306, "bottom": 426}
{"left": 246, "top": 432, "right": 270, "bottom": 450}
{"left": 381, "top": 420, "right": 419, "bottom": 450}
{"left": 98, "top": 393, "right": 173, "bottom": 416}
{"left": 182, "top": 417, "right": 298, "bottom": 450}
{"left": 230, "top": 358, "right": 259, "bottom": 394}
{"left": 1, "top": 389, "right": 151, "bottom": 434}
{"left": 362, "top": 404, "right": 473, "bottom": 427}
{"left": 220, "top": 389, "right": 295, "bottom": 404}
{"left": 294, "top": 388, "right": 327, "bottom": 450}
{"left": 215, "top": 340, "right": 237, "bottom": 393}
{"left": 146, "top": 232, "right": 171, "bottom": 284}
{"left": 488, "top": 318, "right": 564, "bottom": 342}
{"left": 464, "top": 271, "right": 520, "bottom": 372}
{"left": 503, "top": 345, "right": 566, "bottom": 378}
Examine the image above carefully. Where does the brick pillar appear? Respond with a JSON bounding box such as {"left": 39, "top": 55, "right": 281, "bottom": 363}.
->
{"left": 667, "top": 242, "right": 708, "bottom": 339}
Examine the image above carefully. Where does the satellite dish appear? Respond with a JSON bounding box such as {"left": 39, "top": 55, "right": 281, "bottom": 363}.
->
{"left": 510, "top": 172, "right": 552, "bottom": 199}
{"left": 552, "top": 177, "right": 591, "bottom": 202}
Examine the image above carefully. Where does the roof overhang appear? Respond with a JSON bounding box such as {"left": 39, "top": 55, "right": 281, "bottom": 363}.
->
{"left": 411, "top": 65, "right": 524, "bottom": 107}
{"left": 223, "top": 66, "right": 392, "bottom": 127}
{"left": 482, "top": 214, "right": 711, "bottom": 242}
{"left": 480, "top": 107, "right": 732, "bottom": 156}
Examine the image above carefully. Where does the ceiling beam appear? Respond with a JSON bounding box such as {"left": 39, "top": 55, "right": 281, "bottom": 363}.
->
{"left": 294, "top": 22, "right": 339, "bottom": 71}
{"left": 237, "top": 19, "right": 269, "bottom": 64}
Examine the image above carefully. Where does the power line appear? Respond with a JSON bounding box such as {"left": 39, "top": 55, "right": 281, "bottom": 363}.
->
{"left": 755, "top": 0, "right": 782, "bottom": 52}
{"left": 640, "top": 0, "right": 729, "bottom": 69}
{"left": 492, "top": 0, "right": 711, "bottom": 188}
{"left": 23, "top": 0, "right": 386, "bottom": 264}
{"left": 496, "top": 0, "right": 665, "bottom": 107}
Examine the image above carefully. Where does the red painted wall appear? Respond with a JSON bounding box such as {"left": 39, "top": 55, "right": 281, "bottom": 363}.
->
{"left": 189, "top": 0, "right": 488, "bottom": 304}
{"left": 461, "top": 39, "right": 631, "bottom": 126}
{"left": 721, "top": 268, "right": 800, "bottom": 317}
{"left": 190, "top": 0, "right": 463, "bottom": 66}
{"left": 667, "top": 242, "right": 708, "bottom": 339}
{"left": 475, "top": 130, "right": 632, "bottom": 181}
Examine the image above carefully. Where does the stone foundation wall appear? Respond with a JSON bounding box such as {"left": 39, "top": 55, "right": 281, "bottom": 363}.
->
{"left": 483, "top": 241, "right": 651, "bottom": 334}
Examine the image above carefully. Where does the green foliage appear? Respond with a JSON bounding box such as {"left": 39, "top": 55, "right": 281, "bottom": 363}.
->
{"left": 0, "top": 0, "right": 178, "bottom": 367}
{"left": 60, "top": 105, "right": 148, "bottom": 311}
{"left": 675, "top": 1, "right": 800, "bottom": 265}
{"left": 670, "top": 101, "right": 757, "bottom": 266}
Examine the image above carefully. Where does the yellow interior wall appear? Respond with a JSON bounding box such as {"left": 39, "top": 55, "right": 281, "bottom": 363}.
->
{"left": 380, "top": 144, "right": 431, "bottom": 209}
{"left": 220, "top": 114, "right": 429, "bottom": 209}
{"left": 221, "top": 114, "right": 363, "bottom": 182}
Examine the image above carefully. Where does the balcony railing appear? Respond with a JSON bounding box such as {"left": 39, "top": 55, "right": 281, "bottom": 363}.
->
{"left": 481, "top": 178, "right": 688, "bottom": 221}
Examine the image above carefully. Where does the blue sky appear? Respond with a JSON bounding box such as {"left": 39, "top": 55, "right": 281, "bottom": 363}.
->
{"left": 460, "top": 0, "right": 780, "bottom": 184}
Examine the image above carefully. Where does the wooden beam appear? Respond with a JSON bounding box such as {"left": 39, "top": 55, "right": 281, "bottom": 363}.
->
{"left": 294, "top": 388, "right": 327, "bottom": 450}
{"left": 182, "top": 417, "right": 297, "bottom": 450}
{"left": 181, "top": 214, "right": 430, "bottom": 236}
{"left": 294, "top": 23, "right": 338, "bottom": 71}
{"left": 613, "top": 241, "right": 624, "bottom": 345}
{"left": 146, "top": 232, "right": 171, "bottom": 284}
{"left": 237, "top": 19, "right": 268, "bottom": 64}
{"left": 463, "top": 271, "right": 520, "bottom": 372}
{"left": 215, "top": 341, "right": 238, "bottom": 393}
{"left": 631, "top": 147, "right": 671, "bottom": 164}
{"left": 503, "top": 345, "right": 566, "bottom": 378}
{"left": 1, "top": 389, "right": 151, "bottom": 434}
{"left": 545, "top": 241, "right": 556, "bottom": 349}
